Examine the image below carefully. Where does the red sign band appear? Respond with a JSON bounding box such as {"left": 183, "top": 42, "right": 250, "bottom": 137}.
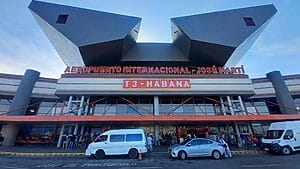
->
{"left": 123, "top": 80, "right": 191, "bottom": 88}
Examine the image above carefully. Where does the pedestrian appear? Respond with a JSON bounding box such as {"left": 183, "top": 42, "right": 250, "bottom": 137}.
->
{"left": 159, "top": 133, "right": 163, "bottom": 146}
{"left": 187, "top": 133, "right": 192, "bottom": 139}
{"left": 146, "top": 133, "right": 153, "bottom": 155}
{"left": 68, "top": 134, "right": 75, "bottom": 150}
{"left": 219, "top": 137, "right": 232, "bottom": 158}
{"left": 230, "top": 133, "right": 235, "bottom": 146}
{"left": 240, "top": 132, "right": 246, "bottom": 149}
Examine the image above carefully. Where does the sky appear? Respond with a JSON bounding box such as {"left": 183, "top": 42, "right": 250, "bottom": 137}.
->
{"left": 0, "top": 0, "right": 299, "bottom": 78}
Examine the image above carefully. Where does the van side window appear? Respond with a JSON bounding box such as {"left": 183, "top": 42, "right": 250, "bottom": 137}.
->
{"left": 126, "top": 134, "right": 143, "bottom": 142}
{"left": 94, "top": 135, "right": 108, "bottom": 142}
{"left": 283, "top": 130, "right": 294, "bottom": 140}
{"left": 110, "top": 134, "right": 125, "bottom": 142}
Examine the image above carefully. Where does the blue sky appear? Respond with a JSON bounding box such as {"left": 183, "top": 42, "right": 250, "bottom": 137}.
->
{"left": 0, "top": 0, "right": 299, "bottom": 78}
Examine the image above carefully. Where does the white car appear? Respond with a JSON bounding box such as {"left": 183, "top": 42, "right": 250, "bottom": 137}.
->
{"left": 85, "top": 129, "right": 147, "bottom": 159}
{"left": 169, "top": 138, "right": 226, "bottom": 160}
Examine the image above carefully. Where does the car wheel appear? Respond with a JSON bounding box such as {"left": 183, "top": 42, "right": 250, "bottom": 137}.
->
{"left": 95, "top": 149, "right": 105, "bottom": 159}
{"left": 281, "top": 146, "right": 292, "bottom": 155}
{"left": 178, "top": 151, "right": 187, "bottom": 160}
{"left": 128, "top": 149, "right": 139, "bottom": 159}
{"left": 212, "top": 150, "right": 221, "bottom": 160}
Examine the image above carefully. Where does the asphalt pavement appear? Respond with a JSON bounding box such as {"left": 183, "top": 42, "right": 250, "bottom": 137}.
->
{"left": 0, "top": 145, "right": 264, "bottom": 157}
{"left": 0, "top": 150, "right": 300, "bottom": 169}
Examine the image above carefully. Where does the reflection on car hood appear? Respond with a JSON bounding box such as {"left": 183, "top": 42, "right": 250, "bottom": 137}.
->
{"left": 169, "top": 144, "right": 183, "bottom": 150}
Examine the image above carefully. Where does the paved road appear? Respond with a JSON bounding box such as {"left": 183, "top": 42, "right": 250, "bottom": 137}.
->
{"left": 1, "top": 152, "right": 300, "bottom": 169}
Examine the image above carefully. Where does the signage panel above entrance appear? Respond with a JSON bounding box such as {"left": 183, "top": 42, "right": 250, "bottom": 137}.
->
{"left": 64, "top": 65, "right": 245, "bottom": 75}
{"left": 123, "top": 79, "right": 191, "bottom": 88}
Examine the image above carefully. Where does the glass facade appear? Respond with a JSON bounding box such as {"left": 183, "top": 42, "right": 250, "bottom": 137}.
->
{"left": 37, "top": 102, "right": 63, "bottom": 116}
{"left": 159, "top": 97, "right": 222, "bottom": 116}
{"left": 16, "top": 125, "right": 58, "bottom": 144}
{"left": 245, "top": 101, "right": 270, "bottom": 115}
{"left": 92, "top": 97, "right": 153, "bottom": 116}
{"left": 294, "top": 99, "right": 300, "bottom": 113}
{"left": 0, "top": 99, "right": 11, "bottom": 113}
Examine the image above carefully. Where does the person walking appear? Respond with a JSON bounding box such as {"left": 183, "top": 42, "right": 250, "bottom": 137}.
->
{"left": 146, "top": 133, "right": 153, "bottom": 156}
{"left": 219, "top": 137, "right": 232, "bottom": 158}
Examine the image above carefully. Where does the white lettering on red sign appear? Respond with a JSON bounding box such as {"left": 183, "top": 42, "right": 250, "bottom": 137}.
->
{"left": 123, "top": 80, "right": 191, "bottom": 88}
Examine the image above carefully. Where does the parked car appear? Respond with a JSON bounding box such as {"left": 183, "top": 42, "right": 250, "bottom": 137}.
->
{"left": 262, "top": 120, "right": 300, "bottom": 155}
{"left": 168, "top": 138, "right": 226, "bottom": 160}
{"left": 85, "top": 129, "right": 147, "bottom": 159}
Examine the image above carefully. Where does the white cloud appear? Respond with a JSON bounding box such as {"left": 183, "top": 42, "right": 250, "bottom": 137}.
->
{"left": 0, "top": 30, "right": 65, "bottom": 78}
{"left": 253, "top": 38, "right": 300, "bottom": 58}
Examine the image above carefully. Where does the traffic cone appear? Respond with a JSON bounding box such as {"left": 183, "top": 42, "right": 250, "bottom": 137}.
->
{"left": 138, "top": 152, "right": 143, "bottom": 161}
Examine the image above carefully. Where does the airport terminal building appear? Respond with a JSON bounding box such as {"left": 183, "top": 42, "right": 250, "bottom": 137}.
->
{"left": 0, "top": 1, "right": 300, "bottom": 147}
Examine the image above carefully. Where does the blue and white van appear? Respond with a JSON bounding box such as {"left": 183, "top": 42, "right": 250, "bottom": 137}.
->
{"left": 85, "top": 129, "right": 147, "bottom": 159}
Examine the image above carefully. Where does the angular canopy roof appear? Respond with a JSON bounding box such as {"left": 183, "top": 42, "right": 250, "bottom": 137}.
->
{"left": 29, "top": 1, "right": 277, "bottom": 67}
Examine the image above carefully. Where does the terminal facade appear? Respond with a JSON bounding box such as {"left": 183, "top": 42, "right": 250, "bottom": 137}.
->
{"left": 0, "top": 1, "right": 300, "bottom": 147}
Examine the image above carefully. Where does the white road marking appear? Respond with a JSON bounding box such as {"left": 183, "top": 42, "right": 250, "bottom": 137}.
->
{"left": 2, "top": 166, "right": 28, "bottom": 169}
{"left": 242, "top": 164, "right": 279, "bottom": 168}
{"left": 138, "top": 167, "right": 164, "bottom": 169}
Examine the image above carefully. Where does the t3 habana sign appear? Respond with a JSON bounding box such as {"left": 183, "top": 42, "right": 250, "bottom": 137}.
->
{"left": 64, "top": 65, "right": 245, "bottom": 75}
{"left": 123, "top": 79, "right": 191, "bottom": 88}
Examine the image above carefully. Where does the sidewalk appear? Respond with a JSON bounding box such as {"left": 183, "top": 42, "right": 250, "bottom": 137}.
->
{"left": 0, "top": 145, "right": 84, "bottom": 156}
{"left": 0, "top": 145, "right": 265, "bottom": 157}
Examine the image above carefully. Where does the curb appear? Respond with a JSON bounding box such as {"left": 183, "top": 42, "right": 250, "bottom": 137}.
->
{"left": 0, "top": 150, "right": 266, "bottom": 157}
{"left": 231, "top": 150, "right": 266, "bottom": 154}
{"left": 0, "top": 152, "right": 84, "bottom": 157}
{"left": 153, "top": 150, "right": 265, "bottom": 155}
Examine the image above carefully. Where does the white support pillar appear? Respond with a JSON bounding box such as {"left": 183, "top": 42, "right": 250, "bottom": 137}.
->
{"left": 247, "top": 123, "right": 253, "bottom": 135}
{"left": 84, "top": 97, "right": 90, "bottom": 116}
{"left": 227, "top": 96, "right": 234, "bottom": 115}
{"left": 79, "top": 126, "right": 85, "bottom": 142}
{"left": 57, "top": 124, "right": 65, "bottom": 148}
{"left": 238, "top": 96, "right": 246, "bottom": 115}
{"left": 73, "top": 124, "right": 79, "bottom": 135}
{"left": 234, "top": 123, "right": 241, "bottom": 147}
{"left": 154, "top": 96, "right": 160, "bottom": 116}
{"left": 154, "top": 125, "right": 160, "bottom": 146}
{"left": 66, "top": 96, "right": 73, "bottom": 113}
{"left": 220, "top": 97, "right": 226, "bottom": 115}
{"left": 78, "top": 96, "right": 85, "bottom": 116}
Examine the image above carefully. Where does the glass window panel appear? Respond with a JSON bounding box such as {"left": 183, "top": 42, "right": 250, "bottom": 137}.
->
{"left": 37, "top": 107, "right": 50, "bottom": 114}
{"left": 0, "top": 105, "right": 9, "bottom": 112}
{"left": 205, "top": 104, "right": 214, "bottom": 112}
{"left": 140, "top": 104, "right": 152, "bottom": 115}
{"left": 245, "top": 102, "right": 252, "bottom": 106}
{"left": 39, "top": 102, "right": 55, "bottom": 107}
{"left": 246, "top": 107, "right": 258, "bottom": 114}
{"left": 256, "top": 106, "right": 269, "bottom": 114}
{"left": 128, "top": 105, "right": 138, "bottom": 116}
{"left": 160, "top": 104, "right": 170, "bottom": 114}
{"left": 195, "top": 104, "right": 205, "bottom": 115}
{"left": 95, "top": 135, "right": 108, "bottom": 142}
{"left": 106, "top": 104, "right": 116, "bottom": 113}
{"left": 126, "top": 134, "right": 143, "bottom": 142}
{"left": 55, "top": 108, "right": 62, "bottom": 115}
{"left": 173, "top": 105, "right": 183, "bottom": 115}
{"left": 254, "top": 102, "right": 267, "bottom": 106}
{"left": 110, "top": 134, "right": 125, "bottom": 142}
{"left": 116, "top": 104, "right": 127, "bottom": 115}
{"left": 183, "top": 104, "right": 194, "bottom": 115}
{"left": 94, "top": 105, "right": 105, "bottom": 114}
{"left": 205, "top": 104, "right": 215, "bottom": 116}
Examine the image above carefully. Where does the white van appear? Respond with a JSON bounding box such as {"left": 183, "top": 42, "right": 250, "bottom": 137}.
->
{"left": 262, "top": 120, "right": 300, "bottom": 155}
{"left": 85, "top": 129, "right": 147, "bottom": 159}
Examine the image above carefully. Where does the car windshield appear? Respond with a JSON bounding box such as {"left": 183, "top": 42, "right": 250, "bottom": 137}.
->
{"left": 264, "top": 130, "right": 284, "bottom": 139}
{"left": 180, "top": 139, "right": 192, "bottom": 145}
{"left": 94, "top": 135, "right": 108, "bottom": 142}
